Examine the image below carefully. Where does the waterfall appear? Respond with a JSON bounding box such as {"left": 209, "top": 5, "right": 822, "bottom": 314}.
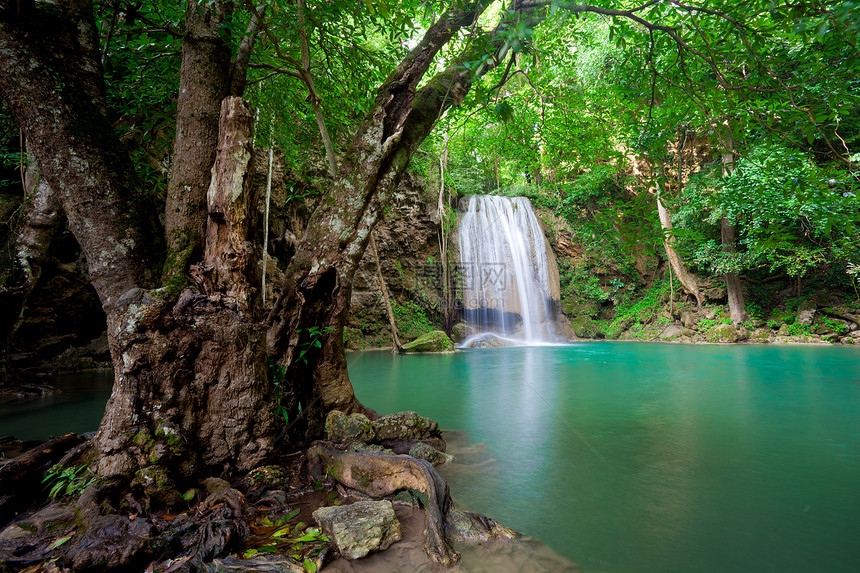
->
{"left": 458, "top": 195, "right": 560, "bottom": 345}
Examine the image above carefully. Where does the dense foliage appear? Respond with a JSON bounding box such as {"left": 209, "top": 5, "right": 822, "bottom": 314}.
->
{"left": 2, "top": 0, "right": 858, "bottom": 334}
{"left": 421, "top": 0, "right": 859, "bottom": 322}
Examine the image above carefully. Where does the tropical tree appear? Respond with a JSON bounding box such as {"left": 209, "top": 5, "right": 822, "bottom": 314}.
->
{"left": 2, "top": 0, "right": 857, "bottom": 525}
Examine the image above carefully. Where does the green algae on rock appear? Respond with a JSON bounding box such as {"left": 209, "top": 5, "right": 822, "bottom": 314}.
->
{"left": 400, "top": 331, "right": 454, "bottom": 353}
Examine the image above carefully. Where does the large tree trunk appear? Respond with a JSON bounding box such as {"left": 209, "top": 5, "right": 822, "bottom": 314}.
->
{"left": 0, "top": 1, "right": 146, "bottom": 307}
{"left": 1, "top": 2, "right": 276, "bottom": 490}
{"left": 95, "top": 98, "right": 276, "bottom": 488}
{"left": 163, "top": 0, "right": 232, "bottom": 284}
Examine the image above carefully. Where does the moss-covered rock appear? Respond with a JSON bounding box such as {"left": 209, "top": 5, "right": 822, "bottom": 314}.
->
{"left": 351, "top": 442, "right": 395, "bottom": 454}
{"left": 325, "top": 410, "right": 374, "bottom": 445}
{"left": 372, "top": 411, "right": 440, "bottom": 441}
{"left": 246, "top": 465, "right": 290, "bottom": 489}
{"left": 750, "top": 328, "right": 773, "bottom": 342}
{"left": 450, "top": 323, "right": 474, "bottom": 343}
{"left": 705, "top": 323, "right": 738, "bottom": 343}
{"left": 570, "top": 316, "right": 598, "bottom": 338}
{"left": 400, "top": 330, "right": 454, "bottom": 353}
{"left": 312, "top": 500, "right": 402, "bottom": 560}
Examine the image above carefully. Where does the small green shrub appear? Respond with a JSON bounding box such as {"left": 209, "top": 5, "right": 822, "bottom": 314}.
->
{"left": 785, "top": 323, "right": 812, "bottom": 336}
{"left": 393, "top": 300, "right": 433, "bottom": 340}
{"left": 43, "top": 464, "right": 95, "bottom": 499}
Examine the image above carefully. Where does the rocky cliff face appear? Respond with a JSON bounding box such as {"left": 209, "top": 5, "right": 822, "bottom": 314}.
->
{"left": 345, "top": 173, "right": 444, "bottom": 349}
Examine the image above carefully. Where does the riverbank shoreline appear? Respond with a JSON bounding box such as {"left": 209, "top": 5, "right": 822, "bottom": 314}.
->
{"left": 0, "top": 418, "right": 577, "bottom": 572}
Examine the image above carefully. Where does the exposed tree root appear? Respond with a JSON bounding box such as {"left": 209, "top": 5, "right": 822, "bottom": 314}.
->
{"left": 307, "top": 442, "right": 519, "bottom": 565}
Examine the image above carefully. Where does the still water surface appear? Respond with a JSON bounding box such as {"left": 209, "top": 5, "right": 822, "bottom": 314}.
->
{"left": 347, "top": 343, "right": 860, "bottom": 573}
{"left": 1, "top": 345, "right": 858, "bottom": 572}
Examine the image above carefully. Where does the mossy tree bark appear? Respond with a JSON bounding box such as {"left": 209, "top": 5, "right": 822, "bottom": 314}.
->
{"left": 266, "top": 0, "right": 514, "bottom": 441}
{"left": 0, "top": 3, "right": 275, "bottom": 492}
{"left": 94, "top": 98, "right": 276, "bottom": 490}
{"left": 0, "top": 0, "right": 519, "bottom": 484}
{"left": 163, "top": 0, "right": 263, "bottom": 285}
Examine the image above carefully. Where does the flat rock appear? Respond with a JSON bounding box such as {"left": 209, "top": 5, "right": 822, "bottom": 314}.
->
{"left": 313, "top": 500, "right": 402, "bottom": 560}
{"left": 372, "top": 411, "right": 439, "bottom": 441}
{"left": 408, "top": 442, "right": 453, "bottom": 466}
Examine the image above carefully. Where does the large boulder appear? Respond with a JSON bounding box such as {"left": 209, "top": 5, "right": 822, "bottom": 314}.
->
{"left": 325, "top": 410, "right": 374, "bottom": 445}
{"left": 658, "top": 324, "right": 695, "bottom": 341}
{"left": 450, "top": 323, "right": 474, "bottom": 343}
{"left": 461, "top": 333, "right": 508, "bottom": 348}
{"left": 312, "top": 500, "right": 402, "bottom": 560}
{"left": 400, "top": 330, "right": 455, "bottom": 352}
{"left": 705, "top": 323, "right": 738, "bottom": 343}
{"left": 796, "top": 299, "right": 817, "bottom": 326}
{"left": 372, "top": 411, "right": 440, "bottom": 441}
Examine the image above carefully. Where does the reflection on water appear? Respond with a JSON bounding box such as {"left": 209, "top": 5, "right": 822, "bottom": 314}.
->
{"left": 2, "top": 346, "right": 859, "bottom": 572}
{"left": 0, "top": 370, "right": 113, "bottom": 441}
{"left": 348, "top": 343, "right": 860, "bottom": 573}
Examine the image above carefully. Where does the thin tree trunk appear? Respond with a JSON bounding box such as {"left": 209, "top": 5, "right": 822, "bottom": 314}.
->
{"left": 437, "top": 138, "right": 454, "bottom": 332}
{"left": 163, "top": 0, "right": 232, "bottom": 285}
{"left": 370, "top": 232, "right": 401, "bottom": 352}
{"left": 721, "top": 217, "right": 747, "bottom": 323}
{"left": 297, "top": 0, "right": 338, "bottom": 177}
{"left": 656, "top": 170, "right": 704, "bottom": 307}
{"left": 229, "top": 7, "right": 264, "bottom": 97}
{"left": 262, "top": 143, "right": 274, "bottom": 307}
{"left": 0, "top": 160, "right": 64, "bottom": 384}
{"left": 720, "top": 127, "right": 748, "bottom": 324}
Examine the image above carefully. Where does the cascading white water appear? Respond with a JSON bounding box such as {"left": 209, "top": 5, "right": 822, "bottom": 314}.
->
{"left": 458, "top": 195, "right": 559, "bottom": 345}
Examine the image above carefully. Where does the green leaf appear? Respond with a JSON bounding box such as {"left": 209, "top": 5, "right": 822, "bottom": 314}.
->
{"left": 271, "top": 526, "right": 291, "bottom": 538}
{"left": 294, "top": 529, "right": 322, "bottom": 543}
{"left": 284, "top": 508, "right": 301, "bottom": 521}
{"left": 493, "top": 100, "right": 514, "bottom": 123}
{"left": 243, "top": 548, "right": 259, "bottom": 559}
{"left": 48, "top": 534, "right": 74, "bottom": 550}
{"left": 304, "top": 558, "right": 318, "bottom": 573}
